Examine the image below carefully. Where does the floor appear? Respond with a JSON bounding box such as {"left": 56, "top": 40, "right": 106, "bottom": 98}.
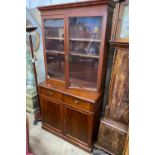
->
{"left": 27, "top": 113, "right": 109, "bottom": 155}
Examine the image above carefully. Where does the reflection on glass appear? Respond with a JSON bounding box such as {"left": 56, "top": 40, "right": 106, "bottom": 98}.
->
{"left": 69, "top": 56, "right": 99, "bottom": 89}
{"left": 70, "top": 41, "right": 100, "bottom": 56}
{"left": 69, "top": 17, "right": 102, "bottom": 39}
{"left": 68, "top": 16, "right": 102, "bottom": 89}
{"left": 44, "top": 19, "right": 64, "bottom": 38}
{"left": 46, "top": 52, "right": 65, "bottom": 80}
{"left": 45, "top": 39, "right": 64, "bottom": 51}
{"left": 44, "top": 19, "right": 65, "bottom": 81}
{"left": 120, "top": 5, "right": 129, "bottom": 39}
{"left": 44, "top": 19, "right": 64, "bottom": 52}
{"left": 69, "top": 16, "right": 102, "bottom": 57}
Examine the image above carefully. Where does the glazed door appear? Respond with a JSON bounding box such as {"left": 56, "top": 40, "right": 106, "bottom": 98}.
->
{"left": 64, "top": 106, "right": 91, "bottom": 145}
{"left": 43, "top": 17, "right": 65, "bottom": 81}
{"left": 68, "top": 16, "right": 103, "bottom": 90}
{"left": 40, "top": 96, "right": 61, "bottom": 132}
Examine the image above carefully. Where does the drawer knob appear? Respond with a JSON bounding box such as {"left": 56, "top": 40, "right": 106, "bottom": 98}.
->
{"left": 74, "top": 100, "right": 80, "bottom": 104}
{"left": 48, "top": 92, "right": 53, "bottom": 96}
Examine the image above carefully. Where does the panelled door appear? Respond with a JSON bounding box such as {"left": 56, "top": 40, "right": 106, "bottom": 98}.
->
{"left": 63, "top": 105, "right": 92, "bottom": 145}
{"left": 40, "top": 96, "right": 61, "bottom": 132}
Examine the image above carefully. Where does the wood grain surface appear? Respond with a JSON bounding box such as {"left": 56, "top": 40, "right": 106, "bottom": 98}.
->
{"left": 106, "top": 48, "right": 129, "bottom": 125}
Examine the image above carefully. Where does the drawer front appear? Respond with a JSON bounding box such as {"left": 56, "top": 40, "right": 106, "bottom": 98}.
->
{"left": 39, "top": 87, "right": 63, "bottom": 102}
{"left": 64, "top": 95, "right": 92, "bottom": 112}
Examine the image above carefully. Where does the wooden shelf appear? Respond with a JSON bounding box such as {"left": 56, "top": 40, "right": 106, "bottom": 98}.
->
{"left": 46, "top": 51, "right": 99, "bottom": 58}
{"left": 46, "top": 37, "right": 64, "bottom": 40}
{"left": 46, "top": 50, "right": 64, "bottom": 54}
{"left": 70, "top": 38, "right": 101, "bottom": 43}
{"left": 45, "top": 37, "right": 100, "bottom": 42}
{"left": 70, "top": 52, "right": 99, "bottom": 58}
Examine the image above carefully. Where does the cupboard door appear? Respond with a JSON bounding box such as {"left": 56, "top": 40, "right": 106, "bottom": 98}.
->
{"left": 64, "top": 106, "right": 91, "bottom": 144}
{"left": 68, "top": 16, "right": 103, "bottom": 90}
{"left": 97, "top": 118, "right": 127, "bottom": 155}
{"left": 44, "top": 18, "right": 65, "bottom": 81}
{"left": 40, "top": 97, "right": 61, "bottom": 131}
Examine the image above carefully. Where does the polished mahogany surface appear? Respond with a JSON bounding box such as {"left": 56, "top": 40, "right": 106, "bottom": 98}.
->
{"left": 38, "top": 80, "right": 102, "bottom": 103}
{"left": 40, "top": 97, "right": 61, "bottom": 131}
{"left": 38, "top": 0, "right": 115, "bottom": 11}
{"left": 38, "top": 0, "right": 114, "bottom": 152}
{"left": 39, "top": 82, "right": 103, "bottom": 152}
{"left": 64, "top": 107, "right": 90, "bottom": 143}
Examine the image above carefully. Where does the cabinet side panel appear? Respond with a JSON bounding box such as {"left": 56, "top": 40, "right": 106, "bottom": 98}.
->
{"left": 99, "top": 10, "right": 114, "bottom": 92}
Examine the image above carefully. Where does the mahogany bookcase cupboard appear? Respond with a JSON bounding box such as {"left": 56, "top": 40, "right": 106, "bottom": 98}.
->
{"left": 38, "top": 0, "right": 114, "bottom": 152}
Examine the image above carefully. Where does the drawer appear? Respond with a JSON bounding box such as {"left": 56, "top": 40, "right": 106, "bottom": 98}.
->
{"left": 39, "top": 87, "right": 63, "bottom": 102}
{"left": 64, "top": 95, "right": 93, "bottom": 112}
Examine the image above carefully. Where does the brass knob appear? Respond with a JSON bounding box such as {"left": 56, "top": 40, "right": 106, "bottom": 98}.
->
{"left": 48, "top": 92, "right": 53, "bottom": 96}
{"left": 74, "top": 100, "right": 79, "bottom": 104}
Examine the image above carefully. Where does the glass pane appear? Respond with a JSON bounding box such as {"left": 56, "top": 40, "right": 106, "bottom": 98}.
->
{"left": 45, "top": 39, "right": 64, "bottom": 51}
{"left": 69, "top": 56, "right": 99, "bottom": 89}
{"left": 69, "top": 17, "right": 102, "bottom": 40}
{"left": 46, "top": 52, "right": 65, "bottom": 80}
{"left": 70, "top": 41, "right": 100, "bottom": 56}
{"left": 44, "top": 19, "right": 65, "bottom": 81}
{"left": 44, "top": 19, "right": 64, "bottom": 51}
{"left": 69, "top": 16, "right": 102, "bottom": 89}
{"left": 120, "top": 5, "right": 129, "bottom": 39}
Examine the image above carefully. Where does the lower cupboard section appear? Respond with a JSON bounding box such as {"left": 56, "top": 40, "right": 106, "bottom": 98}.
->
{"left": 40, "top": 95, "right": 102, "bottom": 152}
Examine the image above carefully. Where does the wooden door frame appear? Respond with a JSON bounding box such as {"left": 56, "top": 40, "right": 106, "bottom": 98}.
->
{"left": 41, "top": 14, "right": 66, "bottom": 85}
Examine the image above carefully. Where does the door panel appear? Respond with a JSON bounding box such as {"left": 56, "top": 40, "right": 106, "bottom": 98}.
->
{"left": 44, "top": 18, "right": 65, "bottom": 81}
{"left": 40, "top": 97, "right": 61, "bottom": 131}
{"left": 68, "top": 16, "right": 103, "bottom": 90}
{"left": 64, "top": 106, "right": 90, "bottom": 144}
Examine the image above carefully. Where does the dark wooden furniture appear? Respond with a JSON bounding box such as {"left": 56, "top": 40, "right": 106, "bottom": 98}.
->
{"left": 123, "top": 131, "right": 129, "bottom": 155}
{"left": 96, "top": 46, "right": 129, "bottom": 155}
{"left": 96, "top": 0, "right": 129, "bottom": 154}
{"left": 97, "top": 118, "right": 128, "bottom": 155}
{"left": 38, "top": 0, "right": 114, "bottom": 152}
